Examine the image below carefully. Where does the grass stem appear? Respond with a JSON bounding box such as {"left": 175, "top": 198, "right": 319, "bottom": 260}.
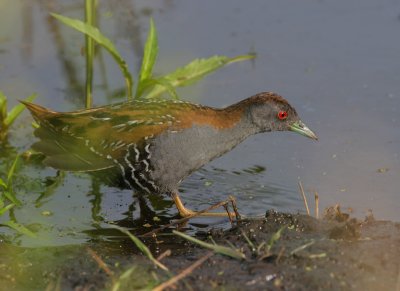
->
{"left": 298, "top": 181, "right": 310, "bottom": 215}
{"left": 314, "top": 190, "right": 319, "bottom": 219}
{"left": 84, "top": 0, "right": 96, "bottom": 108}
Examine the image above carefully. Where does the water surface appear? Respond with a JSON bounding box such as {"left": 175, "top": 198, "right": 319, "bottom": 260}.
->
{"left": 0, "top": 0, "right": 399, "bottom": 246}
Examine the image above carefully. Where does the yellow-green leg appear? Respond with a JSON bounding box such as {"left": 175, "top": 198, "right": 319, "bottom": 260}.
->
{"left": 171, "top": 191, "right": 236, "bottom": 218}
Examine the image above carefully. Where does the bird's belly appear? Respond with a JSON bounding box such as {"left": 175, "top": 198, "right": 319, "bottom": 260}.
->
{"left": 149, "top": 126, "right": 233, "bottom": 192}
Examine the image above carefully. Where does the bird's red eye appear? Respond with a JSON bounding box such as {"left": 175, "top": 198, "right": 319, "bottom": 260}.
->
{"left": 277, "top": 111, "right": 288, "bottom": 120}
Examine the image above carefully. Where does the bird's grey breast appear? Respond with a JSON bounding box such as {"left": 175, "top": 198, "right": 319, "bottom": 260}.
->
{"left": 149, "top": 123, "right": 254, "bottom": 192}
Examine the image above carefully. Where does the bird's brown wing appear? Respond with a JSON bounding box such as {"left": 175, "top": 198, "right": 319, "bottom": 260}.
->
{"left": 22, "top": 100, "right": 238, "bottom": 172}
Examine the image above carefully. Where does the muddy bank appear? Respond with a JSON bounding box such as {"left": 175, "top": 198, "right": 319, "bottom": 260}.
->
{"left": 1, "top": 209, "right": 399, "bottom": 290}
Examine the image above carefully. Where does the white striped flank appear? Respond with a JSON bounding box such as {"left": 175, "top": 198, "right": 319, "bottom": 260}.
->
{"left": 139, "top": 173, "right": 158, "bottom": 190}
{"left": 133, "top": 145, "right": 140, "bottom": 162}
{"left": 144, "top": 144, "right": 151, "bottom": 159}
{"left": 142, "top": 159, "right": 150, "bottom": 172}
{"left": 114, "top": 160, "right": 133, "bottom": 188}
{"left": 123, "top": 145, "right": 150, "bottom": 193}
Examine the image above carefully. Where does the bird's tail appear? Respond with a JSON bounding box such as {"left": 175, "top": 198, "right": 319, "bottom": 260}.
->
{"left": 20, "top": 101, "right": 57, "bottom": 122}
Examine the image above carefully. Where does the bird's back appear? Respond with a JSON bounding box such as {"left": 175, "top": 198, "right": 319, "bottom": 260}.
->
{"left": 23, "top": 99, "right": 246, "bottom": 192}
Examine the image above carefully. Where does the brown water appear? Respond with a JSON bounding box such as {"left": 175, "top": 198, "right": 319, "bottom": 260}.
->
{"left": 0, "top": 0, "right": 399, "bottom": 247}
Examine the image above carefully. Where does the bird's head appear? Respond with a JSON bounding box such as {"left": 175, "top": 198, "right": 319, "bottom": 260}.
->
{"left": 244, "top": 92, "right": 318, "bottom": 140}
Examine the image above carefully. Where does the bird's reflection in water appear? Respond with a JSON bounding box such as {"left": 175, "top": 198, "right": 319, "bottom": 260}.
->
{"left": 83, "top": 180, "right": 187, "bottom": 242}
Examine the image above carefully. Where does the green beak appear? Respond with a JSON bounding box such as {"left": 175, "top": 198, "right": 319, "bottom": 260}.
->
{"left": 290, "top": 121, "right": 318, "bottom": 140}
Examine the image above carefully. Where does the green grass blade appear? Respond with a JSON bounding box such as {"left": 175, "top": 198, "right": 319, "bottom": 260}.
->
{"left": 111, "top": 266, "right": 136, "bottom": 291}
{"left": 144, "top": 54, "right": 255, "bottom": 99}
{"left": 1, "top": 220, "right": 37, "bottom": 237}
{"left": 173, "top": 230, "right": 245, "bottom": 260}
{"left": 4, "top": 94, "right": 37, "bottom": 127}
{"left": 51, "top": 13, "right": 134, "bottom": 99}
{"left": 241, "top": 230, "right": 256, "bottom": 252}
{"left": 136, "top": 18, "right": 158, "bottom": 98}
{"left": 113, "top": 226, "right": 168, "bottom": 271}
{"left": 7, "top": 154, "right": 20, "bottom": 184}
{"left": 290, "top": 240, "right": 315, "bottom": 256}
{"left": 0, "top": 203, "right": 15, "bottom": 216}
{"left": 267, "top": 226, "right": 286, "bottom": 252}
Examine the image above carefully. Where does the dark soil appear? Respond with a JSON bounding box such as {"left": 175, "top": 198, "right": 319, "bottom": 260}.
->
{"left": 1, "top": 207, "right": 399, "bottom": 290}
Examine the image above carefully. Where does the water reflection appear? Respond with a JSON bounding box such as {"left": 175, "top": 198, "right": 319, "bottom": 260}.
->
{"left": 14, "top": 0, "right": 176, "bottom": 107}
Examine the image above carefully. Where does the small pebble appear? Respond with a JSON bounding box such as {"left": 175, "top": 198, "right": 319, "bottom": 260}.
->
{"left": 204, "top": 181, "right": 213, "bottom": 186}
{"left": 41, "top": 211, "right": 53, "bottom": 216}
{"left": 265, "top": 274, "right": 277, "bottom": 281}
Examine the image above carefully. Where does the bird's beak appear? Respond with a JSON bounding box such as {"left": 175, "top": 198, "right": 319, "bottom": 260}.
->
{"left": 290, "top": 121, "right": 318, "bottom": 140}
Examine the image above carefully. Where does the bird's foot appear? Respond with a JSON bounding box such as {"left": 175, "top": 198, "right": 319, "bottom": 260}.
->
{"left": 171, "top": 191, "right": 238, "bottom": 218}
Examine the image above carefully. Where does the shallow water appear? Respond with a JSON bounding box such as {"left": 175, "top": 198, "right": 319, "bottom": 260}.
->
{"left": 0, "top": 0, "right": 399, "bottom": 247}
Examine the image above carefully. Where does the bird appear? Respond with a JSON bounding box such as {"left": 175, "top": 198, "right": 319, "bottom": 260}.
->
{"left": 22, "top": 92, "right": 317, "bottom": 217}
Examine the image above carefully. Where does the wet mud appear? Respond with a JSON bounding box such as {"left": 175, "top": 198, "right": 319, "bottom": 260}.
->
{"left": 1, "top": 207, "right": 399, "bottom": 290}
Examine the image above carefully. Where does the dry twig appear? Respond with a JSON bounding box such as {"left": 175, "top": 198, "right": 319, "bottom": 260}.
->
{"left": 276, "top": 246, "right": 286, "bottom": 264}
{"left": 156, "top": 249, "right": 172, "bottom": 262}
{"left": 298, "top": 181, "right": 310, "bottom": 215}
{"left": 152, "top": 252, "right": 214, "bottom": 291}
{"left": 87, "top": 247, "right": 114, "bottom": 277}
{"left": 229, "top": 195, "right": 242, "bottom": 220}
{"left": 223, "top": 204, "right": 234, "bottom": 224}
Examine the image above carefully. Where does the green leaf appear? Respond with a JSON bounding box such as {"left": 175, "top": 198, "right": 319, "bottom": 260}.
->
{"left": 51, "top": 13, "right": 134, "bottom": 98}
{"left": 113, "top": 226, "right": 168, "bottom": 271}
{"left": 0, "top": 203, "right": 15, "bottom": 216}
{"left": 4, "top": 94, "right": 37, "bottom": 127}
{"left": 3, "top": 191, "right": 21, "bottom": 206}
{"left": 111, "top": 266, "right": 136, "bottom": 291}
{"left": 1, "top": 220, "right": 37, "bottom": 237}
{"left": 136, "top": 78, "right": 178, "bottom": 100}
{"left": 144, "top": 54, "right": 255, "bottom": 99}
{"left": 136, "top": 18, "right": 158, "bottom": 98}
{"left": 173, "top": 230, "right": 245, "bottom": 260}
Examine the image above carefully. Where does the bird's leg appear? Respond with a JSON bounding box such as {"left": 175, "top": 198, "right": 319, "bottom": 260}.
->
{"left": 171, "top": 191, "right": 236, "bottom": 218}
{"left": 134, "top": 191, "right": 156, "bottom": 221}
